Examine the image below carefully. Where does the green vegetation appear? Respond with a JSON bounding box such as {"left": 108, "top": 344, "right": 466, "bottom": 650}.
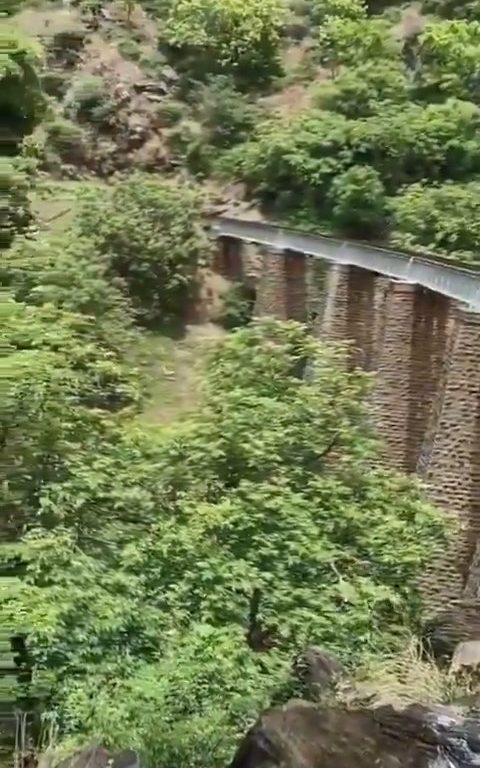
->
{"left": 2, "top": 0, "right": 476, "bottom": 764}
{"left": 161, "top": 0, "right": 285, "bottom": 87}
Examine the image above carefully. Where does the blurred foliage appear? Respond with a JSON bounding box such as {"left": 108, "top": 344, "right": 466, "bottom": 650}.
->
{"left": 161, "top": 0, "right": 285, "bottom": 87}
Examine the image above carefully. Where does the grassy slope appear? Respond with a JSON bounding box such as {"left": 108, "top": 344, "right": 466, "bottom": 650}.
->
{"left": 32, "top": 181, "right": 226, "bottom": 425}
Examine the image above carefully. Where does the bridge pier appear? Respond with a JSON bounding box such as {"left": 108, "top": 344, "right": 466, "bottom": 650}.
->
{"left": 253, "top": 248, "right": 310, "bottom": 321}
{"left": 214, "top": 236, "right": 244, "bottom": 282}
{"left": 422, "top": 306, "right": 480, "bottom": 605}
{"left": 372, "top": 282, "right": 417, "bottom": 471}
{"left": 253, "top": 247, "right": 287, "bottom": 319}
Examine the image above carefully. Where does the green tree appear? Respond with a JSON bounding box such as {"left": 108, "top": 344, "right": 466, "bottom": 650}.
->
{"left": 233, "top": 99, "right": 480, "bottom": 217}
{"left": 317, "top": 16, "right": 398, "bottom": 71}
{"left": 391, "top": 180, "right": 480, "bottom": 264}
{"left": 0, "top": 26, "right": 45, "bottom": 150}
{"left": 162, "top": 0, "right": 285, "bottom": 86}
{"left": 6, "top": 321, "right": 447, "bottom": 762}
{"left": 422, "top": 0, "right": 480, "bottom": 20}
{"left": 328, "top": 165, "right": 388, "bottom": 237}
{"left": 73, "top": 176, "right": 209, "bottom": 325}
{"left": 414, "top": 20, "right": 480, "bottom": 104}
{"left": 314, "top": 59, "right": 409, "bottom": 118}
{"left": 2, "top": 232, "right": 136, "bottom": 355}
{"left": 132, "top": 322, "right": 446, "bottom": 660}
{"left": 308, "top": 0, "right": 366, "bottom": 27}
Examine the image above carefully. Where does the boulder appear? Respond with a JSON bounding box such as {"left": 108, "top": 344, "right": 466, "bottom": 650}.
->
{"left": 292, "top": 646, "right": 345, "bottom": 700}
{"left": 451, "top": 642, "right": 480, "bottom": 675}
{"left": 423, "top": 602, "right": 480, "bottom": 662}
{"left": 228, "top": 699, "right": 480, "bottom": 768}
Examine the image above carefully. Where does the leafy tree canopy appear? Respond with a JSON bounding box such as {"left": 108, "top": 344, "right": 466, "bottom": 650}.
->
{"left": 162, "top": 0, "right": 285, "bottom": 86}
{"left": 72, "top": 175, "right": 209, "bottom": 325}
{"left": 7, "top": 323, "right": 447, "bottom": 743}
{"left": 230, "top": 99, "right": 480, "bottom": 231}
{"left": 414, "top": 20, "right": 480, "bottom": 104}
{"left": 391, "top": 180, "right": 480, "bottom": 264}
{"left": 0, "top": 25, "right": 45, "bottom": 149}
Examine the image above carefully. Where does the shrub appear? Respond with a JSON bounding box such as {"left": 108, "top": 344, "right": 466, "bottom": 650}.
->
{"left": 162, "top": 0, "right": 285, "bottom": 87}
{"left": 41, "top": 70, "right": 70, "bottom": 99}
{"left": 73, "top": 175, "right": 210, "bottom": 324}
{"left": 44, "top": 119, "right": 86, "bottom": 164}
{"left": 328, "top": 165, "right": 389, "bottom": 237}
{"left": 64, "top": 75, "right": 106, "bottom": 121}
{"left": 314, "top": 60, "right": 409, "bottom": 118}
{"left": 217, "top": 282, "right": 255, "bottom": 330}
{"left": 391, "top": 181, "right": 480, "bottom": 264}
{"left": 155, "top": 98, "right": 187, "bottom": 127}
{"left": 195, "top": 76, "right": 259, "bottom": 148}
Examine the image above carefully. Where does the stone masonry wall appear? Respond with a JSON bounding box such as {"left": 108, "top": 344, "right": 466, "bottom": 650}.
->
{"left": 422, "top": 307, "right": 480, "bottom": 606}
{"left": 253, "top": 247, "right": 287, "bottom": 319}
{"left": 371, "top": 282, "right": 417, "bottom": 472}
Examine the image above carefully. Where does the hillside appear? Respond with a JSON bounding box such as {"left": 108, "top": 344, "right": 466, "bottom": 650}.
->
{"left": 6, "top": 0, "right": 480, "bottom": 261}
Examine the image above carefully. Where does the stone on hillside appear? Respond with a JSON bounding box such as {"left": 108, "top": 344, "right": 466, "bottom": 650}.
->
{"left": 423, "top": 601, "right": 480, "bottom": 662}
{"left": 293, "top": 646, "right": 345, "bottom": 699}
{"left": 228, "top": 699, "right": 480, "bottom": 768}
{"left": 451, "top": 641, "right": 480, "bottom": 675}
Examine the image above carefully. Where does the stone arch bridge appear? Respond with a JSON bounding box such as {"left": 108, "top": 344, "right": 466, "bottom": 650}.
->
{"left": 211, "top": 216, "right": 480, "bottom": 613}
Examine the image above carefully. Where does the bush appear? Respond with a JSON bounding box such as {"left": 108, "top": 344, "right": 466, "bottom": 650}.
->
{"left": 162, "top": 0, "right": 285, "bottom": 87}
{"left": 195, "top": 76, "right": 259, "bottom": 148}
{"left": 328, "top": 165, "right": 388, "bottom": 237}
{"left": 44, "top": 119, "right": 86, "bottom": 164}
{"left": 155, "top": 98, "right": 187, "bottom": 127}
{"left": 64, "top": 75, "right": 106, "bottom": 121}
{"left": 57, "top": 626, "right": 289, "bottom": 768}
{"left": 391, "top": 181, "right": 480, "bottom": 264}
{"left": 73, "top": 175, "right": 210, "bottom": 324}
{"left": 217, "top": 282, "right": 255, "bottom": 330}
{"left": 314, "top": 60, "right": 409, "bottom": 118}
{"left": 41, "top": 70, "right": 70, "bottom": 99}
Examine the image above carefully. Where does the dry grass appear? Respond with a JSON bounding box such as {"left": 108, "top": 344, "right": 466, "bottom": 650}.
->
{"left": 341, "top": 638, "right": 480, "bottom": 711}
{"left": 13, "top": 5, "right": 84, "bottom": 38}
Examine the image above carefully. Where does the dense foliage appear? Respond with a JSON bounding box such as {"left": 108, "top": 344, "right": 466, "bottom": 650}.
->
{"left": 73, "top": 176, "right": 209, "bottom": 324}
{"left": 161, "top": 0, "right": 285, "bottom": 86}
{"left": 2, "top": 298, "right": 448, "bottom": 764}
{"left": 0, "top": 25, "right": 44, "bottom": 150}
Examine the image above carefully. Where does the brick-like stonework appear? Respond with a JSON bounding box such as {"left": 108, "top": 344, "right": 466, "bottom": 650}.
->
{"left": 253, "top": 247, "right": 287, "bottom": 319}
{"left": 319, "top": 264, "right": 350, "bottom": 342}
{"left": 214, "top": 236, "right": 244, "bottom": 281}
{"left": 346, "top": 267, "right": 376, "bottom": 370}
{"left": 422, "top": 307, "right": 480, "bottom": 605}
{"left": 371, "top": 282, "right": 417, "bottom": 472}
{"left": 285, "top": 251, "right": 308, "bottom": 322}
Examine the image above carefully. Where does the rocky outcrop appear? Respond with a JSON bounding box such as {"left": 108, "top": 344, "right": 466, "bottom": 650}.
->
{"left": 423, "top": 600, "right": 480, "bottom": 662}
{"left": 229, "top": 699, "right": 480, "bottom": 768}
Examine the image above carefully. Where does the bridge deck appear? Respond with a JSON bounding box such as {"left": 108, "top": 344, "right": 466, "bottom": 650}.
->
{"left": 211, "top": 217, "right": 480, "bottom": 310}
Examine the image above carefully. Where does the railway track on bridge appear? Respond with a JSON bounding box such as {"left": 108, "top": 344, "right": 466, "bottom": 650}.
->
{"left": 210, "top": 216, "right": 480, "bottom": 309}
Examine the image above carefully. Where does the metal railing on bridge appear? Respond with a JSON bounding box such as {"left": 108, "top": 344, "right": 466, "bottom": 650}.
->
{"left": 210, "top": 216, "right": 480, "bottom": 310}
